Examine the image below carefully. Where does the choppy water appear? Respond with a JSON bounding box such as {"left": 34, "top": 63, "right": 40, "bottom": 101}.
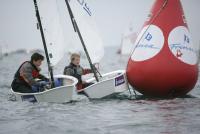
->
{"left": 0, "top": 47, "right": 200, "bottom": 134}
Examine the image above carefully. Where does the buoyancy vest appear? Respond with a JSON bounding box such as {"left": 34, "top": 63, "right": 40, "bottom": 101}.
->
{"left": 64, "top": 63, "right": 83, "bottom": 90}
{"left": 12, "top": 61, "right": 40, "bottom": 87}
{"left": 64, "top": 63, "right": 82, "bottom": 83}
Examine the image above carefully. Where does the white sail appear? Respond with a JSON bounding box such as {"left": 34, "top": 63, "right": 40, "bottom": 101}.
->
{"left": 68, "top": 0, "right": 104, "bottom": 64}
{"left": 37, "top": 0, "right": 66, "bottom": 66}
{"left": 119, "top": 25, "right": 137, "bottom": 55}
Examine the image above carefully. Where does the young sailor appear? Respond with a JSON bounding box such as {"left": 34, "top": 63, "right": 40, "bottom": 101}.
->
{"left": 11, "top": 53, "right": 48, "bottom": 93}
{"left": 63, "top": 53, "right": 93, "bottom": 91}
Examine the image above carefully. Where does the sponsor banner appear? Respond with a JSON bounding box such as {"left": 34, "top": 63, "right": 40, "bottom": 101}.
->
{"left": 168, "top": 26, "right": 197, "bottom": 65}
{"left": 115, "top": 75, "right": 125, "bottom": 87}
{"left": 131, "top": 25, "right": 164, "bottom": 61}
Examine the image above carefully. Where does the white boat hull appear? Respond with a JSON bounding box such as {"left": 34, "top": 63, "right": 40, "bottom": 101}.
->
{"left": 11, "top": 75, "right": 78, "bottom": 103}
{"left": 80, "top": 70, "right": 129, "bottom": 98}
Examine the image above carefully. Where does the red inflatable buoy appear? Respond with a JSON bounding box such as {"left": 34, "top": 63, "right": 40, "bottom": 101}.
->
{"left": 126, "top": 0, "right": 198, "bottom": 97}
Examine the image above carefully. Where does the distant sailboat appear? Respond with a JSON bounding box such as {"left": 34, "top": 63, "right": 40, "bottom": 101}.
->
{"left": 0, "top": 41, "right": 9, "bottom": 57}
{"left": 118, "top": 24, "right": 137, "bottom": 55}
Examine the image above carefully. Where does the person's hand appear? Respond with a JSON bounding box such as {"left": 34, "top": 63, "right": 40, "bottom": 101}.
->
{"left": 43, "top": 77, "right": 49, "bottom": 82}
{"left": 34, "top": 81, "right": 48, "bottom": 87}
{"left": 82, "top": 81, "right": 87, "bottom": 84}
{"left": 39, "top": 81, "right": 48, "bottom": 86}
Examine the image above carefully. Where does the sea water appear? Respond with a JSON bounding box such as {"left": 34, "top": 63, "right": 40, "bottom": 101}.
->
{"left": 0, "top": 46, "right": 200, "bottom": 134}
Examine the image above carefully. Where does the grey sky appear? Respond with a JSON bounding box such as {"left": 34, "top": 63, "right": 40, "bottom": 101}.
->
{"left": 0, "top": 0, "right": 200, "bottom": 52}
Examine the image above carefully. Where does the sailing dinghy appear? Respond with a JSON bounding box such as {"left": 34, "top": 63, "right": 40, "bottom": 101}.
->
{"left": 64, "top": 0, "right": 129, "bottom": 98}
{"left": 118, "top": 25, "right": 137, "bottom": 55}
{"left": 11, "top": 75, "right": 78, "bottom": 103}
{"left": 11, "top": 0, "right": 78, "bottom": 103}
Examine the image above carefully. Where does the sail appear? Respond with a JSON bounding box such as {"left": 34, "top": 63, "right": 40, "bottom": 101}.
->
{"left": 120, "top": 32, "right": 137, "bottom": 55}
{"left": 37, "top": 0, "right": 66, "bottom": 66}
{"left": 121, "top": 38, "right": 133, "bottom": 55}
{"left": 68, "top": 0, "right": 104, "bottom": 64}
{"left": 119, "top": 24, "right": 137, "bottom": 55}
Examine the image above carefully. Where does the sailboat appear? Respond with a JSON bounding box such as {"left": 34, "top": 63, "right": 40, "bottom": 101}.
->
{"left": 63, "top": 0, "right": 129, "bottom": 98}
{"left": 11, "top": 0, "right": 78, "bottom": 103}
{"left": 0, "top": 41, "right": 9, "bottom": 57}
{"left": 118, "top": 24, "right": 137, "bottom": 55}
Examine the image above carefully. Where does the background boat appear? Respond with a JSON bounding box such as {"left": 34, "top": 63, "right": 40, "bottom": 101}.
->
{"left": 118, "top": 24, "right": 137, "bottom": 55}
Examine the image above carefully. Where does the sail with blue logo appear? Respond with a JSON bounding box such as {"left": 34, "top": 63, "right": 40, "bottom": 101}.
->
{"left": 67, "top": 0, "right": 104, "bottom": 64}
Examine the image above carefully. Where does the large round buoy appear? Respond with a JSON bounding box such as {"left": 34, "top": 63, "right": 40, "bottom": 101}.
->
{"left": 126, "top": 0, "right": 198, "bottom": 97}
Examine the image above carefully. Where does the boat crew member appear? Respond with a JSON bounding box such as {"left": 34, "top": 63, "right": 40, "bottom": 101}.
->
{"left": 63, "top": 53, "right": 94, "bottom": 91}
{"left": 11, "top": 53, "right": 48, "bottom": 93}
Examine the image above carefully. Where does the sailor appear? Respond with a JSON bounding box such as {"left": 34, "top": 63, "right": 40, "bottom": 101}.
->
{"left": 63, "top": 53, "right": 93, "bottom": 91}
{"left": 11, "top": 53, "right": 49, "bottom": 93}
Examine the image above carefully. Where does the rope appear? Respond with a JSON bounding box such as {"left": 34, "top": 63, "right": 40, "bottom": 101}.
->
{"left": 127, "top": 84, "right": 138, "bottom": 99}
{"left": 133, "top": 88, "right": 137, "bottom": 98}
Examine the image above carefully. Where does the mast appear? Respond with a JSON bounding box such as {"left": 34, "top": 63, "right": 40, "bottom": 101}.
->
{"left": 64, "top": 0, "right": 99, "bottom": 82}
{"left": 33, "top": 0, "right": 55, "bottom": 87}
